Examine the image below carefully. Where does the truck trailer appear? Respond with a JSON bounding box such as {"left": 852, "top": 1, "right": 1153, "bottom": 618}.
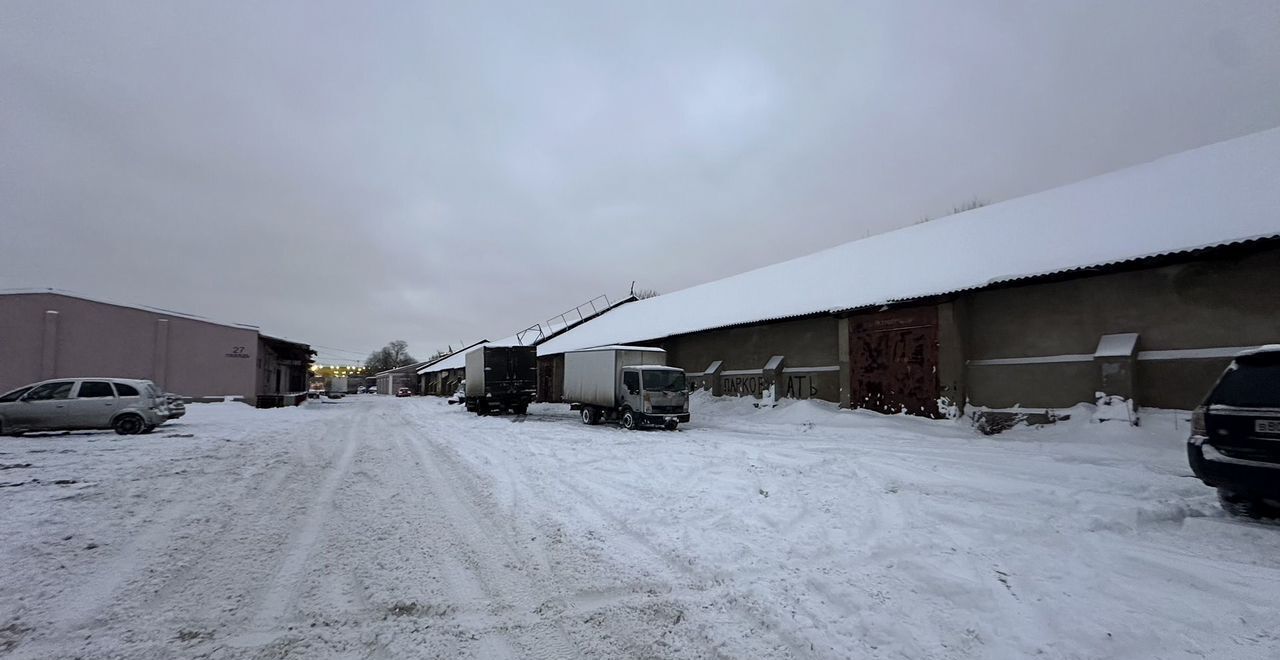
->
{"left": 464, "top": 345, "right": 538, "bottom": 415}
{"left": 563, "top": 345, "right": 690, "bottom": 430}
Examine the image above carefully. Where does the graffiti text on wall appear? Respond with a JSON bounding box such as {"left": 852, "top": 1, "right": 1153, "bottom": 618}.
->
{"left": 722, "top": 374, "right": 820, "bottom": 399}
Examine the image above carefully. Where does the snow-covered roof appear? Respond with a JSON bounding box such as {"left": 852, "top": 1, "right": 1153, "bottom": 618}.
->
{"left": 412, "top": 340, "right": 487, "bottom": 375}
{"left": 374, "top": 360, "right": 433, "bottom": 377}
{"left": 540, "top": 127, "right": 1280, "bottom": 356}
{"left": 421, "top": 297, "right": 642, "bottom": 374}
{"left": 418, "top": 333, "right": 533, "bottom": 374}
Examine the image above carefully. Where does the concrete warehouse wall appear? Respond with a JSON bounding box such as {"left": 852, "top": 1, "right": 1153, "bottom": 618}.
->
{"left": 0, "top": 292, "right": 259, "bottom": 401}
{"left": 420, "top": 368, "right": 464, "bottom": 397}
{"left": 567, "top": 243, "right": 1280, "bottom": 415}
{"left": 652, "top": 315, "right": 843, "bottom": 402}
{"left": 961, "top": 245, "right": 1280, "bottom": 410}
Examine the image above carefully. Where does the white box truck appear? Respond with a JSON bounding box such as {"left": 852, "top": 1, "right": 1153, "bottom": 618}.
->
{"left": 563, "top": 345, "right": 690, "bottom": 430}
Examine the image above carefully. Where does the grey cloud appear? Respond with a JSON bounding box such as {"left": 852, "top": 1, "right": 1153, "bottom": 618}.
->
{"left": 3, "top": 0, "right": 1279, "bottom": 362}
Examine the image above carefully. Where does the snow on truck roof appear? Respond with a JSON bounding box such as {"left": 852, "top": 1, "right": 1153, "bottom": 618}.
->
{"left": 539, "top": 127, "right": 1280, "bottom": 356}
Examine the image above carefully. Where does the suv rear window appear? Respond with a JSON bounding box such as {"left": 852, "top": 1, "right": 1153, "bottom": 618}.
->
{"left": 1210, "top": 362, "right": 1280, "bottom": 409}
{"left": 114, "top": 383, "right": 140, "bottom": 397}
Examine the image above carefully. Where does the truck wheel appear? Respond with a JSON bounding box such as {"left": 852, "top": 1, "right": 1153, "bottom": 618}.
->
{"left": 581, "top": 407, "right": 598, "bottom": 425}
{"left": 664, "top": 419, "right": 679, "bottom": 431}
{"left": 620, "top": 409, "right": 637, "bottom": 430}
{"left": 512, "top": 404, "right": 528, "bottom": 415}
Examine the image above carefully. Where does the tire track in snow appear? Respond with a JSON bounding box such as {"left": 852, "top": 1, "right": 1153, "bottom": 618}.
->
{"left": 36, "top": 426, "right": 319, "bottom": 642}
{"left": 395, "top": 421, "right": 582, "bottom": 660}
{"left": 381, "top": 424, "right": 521, "bottom": 659}
{"left": 409, "top": 416, "right": 736, "bottom": 658}
{"left": 250, "top": 412, "right": 364, "bottom": 628}
{"left": 486, "top": 431, "right": 810, "bottom": 659}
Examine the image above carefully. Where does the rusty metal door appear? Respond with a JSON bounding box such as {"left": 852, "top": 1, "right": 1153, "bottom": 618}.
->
{"left": 849, "top": 306, "right": 941, "bottom": 418}
{"left": 537, "top": 357, "right": 555, "bottom": 403}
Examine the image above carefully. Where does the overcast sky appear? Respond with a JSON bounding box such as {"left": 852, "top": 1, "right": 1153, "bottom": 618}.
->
{"left": 3, "top": 1, "right": 1279, "bottom": 365}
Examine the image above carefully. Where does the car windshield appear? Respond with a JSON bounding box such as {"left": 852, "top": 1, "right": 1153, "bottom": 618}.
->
{"left": 0, "top": 386, "right": 33, "bottom": 403}
{"left": 642, "top": 370, "right": 686, "bottom": 392}
{"left": 25, "top": 381, "right": 74, "bottom": 401}
{"left": 1211, "top": 361, "right": 1280, "bottom": 408}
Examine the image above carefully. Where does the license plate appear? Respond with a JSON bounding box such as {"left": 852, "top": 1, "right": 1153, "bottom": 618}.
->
{"left": 1256, "top": 419, "right": 1280, "bottom": 434}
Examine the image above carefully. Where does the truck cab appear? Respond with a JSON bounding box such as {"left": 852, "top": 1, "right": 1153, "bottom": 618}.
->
{"left": 619, "top": 365, "right": 690, "bottom": 430}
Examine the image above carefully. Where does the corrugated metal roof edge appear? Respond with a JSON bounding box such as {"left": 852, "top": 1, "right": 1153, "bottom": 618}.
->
{"left": 0, "top": 288, "right": 261, "bottom": 330}
{"left": 546, "top": 233, "right": 1280, "bottom": 352}
{"left": 258, "top": 334, "right": 314, "bottom": 353}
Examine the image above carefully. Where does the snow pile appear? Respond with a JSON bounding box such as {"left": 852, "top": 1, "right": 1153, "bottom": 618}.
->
{"left": 1093, "top": 393, "right": 1138, "bottom": 425}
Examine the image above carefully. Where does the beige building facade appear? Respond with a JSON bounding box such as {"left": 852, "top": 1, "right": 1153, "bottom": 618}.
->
{"left": 0, "top": 291, "right": 311, "bottom": 406}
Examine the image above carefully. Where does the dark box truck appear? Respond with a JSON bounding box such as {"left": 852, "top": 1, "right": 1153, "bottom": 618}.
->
{"left": 464, "top": 346, "right": 538, "bottom": 415}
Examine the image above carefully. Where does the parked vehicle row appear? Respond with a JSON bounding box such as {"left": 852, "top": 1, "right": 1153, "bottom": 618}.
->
{"left": 0, "top": 378, "right": 178, "bottom": 435}
{"left": 451, "top": 343, "right": 691, "bottom": 430}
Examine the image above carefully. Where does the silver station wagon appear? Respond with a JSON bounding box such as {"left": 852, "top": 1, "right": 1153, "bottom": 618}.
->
{"left": 0, "top": 378, "right": 171, "bottom": 435}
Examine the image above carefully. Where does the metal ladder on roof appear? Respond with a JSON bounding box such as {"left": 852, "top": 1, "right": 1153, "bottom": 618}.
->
{"left": 515, "top": 294, "right": 616, "bottom": 346}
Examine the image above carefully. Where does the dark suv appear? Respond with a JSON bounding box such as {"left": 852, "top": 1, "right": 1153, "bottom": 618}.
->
{"left": 1188, "top": 346, "right": 1280, "bottom": 518}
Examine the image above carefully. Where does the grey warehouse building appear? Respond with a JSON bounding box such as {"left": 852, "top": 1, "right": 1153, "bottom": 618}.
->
{"left": 536, "top": 127, "right": 1280, "bottom": 419}
{"left": 0, "top": 290, "right": 313, "bottom": 407}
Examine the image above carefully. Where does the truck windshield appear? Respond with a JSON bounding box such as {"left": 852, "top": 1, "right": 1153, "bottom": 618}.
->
{"left": 642, "top": 370, "right": 686, "bottom": 392}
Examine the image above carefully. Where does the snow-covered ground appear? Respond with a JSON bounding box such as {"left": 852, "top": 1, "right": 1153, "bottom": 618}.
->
{"left": 2, "top": 394, "right": 1279, "bottom": 659}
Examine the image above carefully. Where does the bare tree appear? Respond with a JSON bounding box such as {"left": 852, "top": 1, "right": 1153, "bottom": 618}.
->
{"left": 916, "top": 197, "right": 989, "bottom": 224}
{"left": 364, "top": 340, "right": 417, "bottom": 372}
{"left": 951, "top": 197, "right": 988, "bottom": 214}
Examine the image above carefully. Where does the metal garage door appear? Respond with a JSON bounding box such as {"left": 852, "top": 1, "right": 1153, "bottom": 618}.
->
{"left": 849, "top": 306, "right": 941, "bottom": 418}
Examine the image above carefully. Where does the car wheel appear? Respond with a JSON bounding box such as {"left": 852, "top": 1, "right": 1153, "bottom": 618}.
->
{"left": 620, "top": 409, "right": 637, "bottom": 430}
{"left": 581, "top": 407, "right": 597, "bottom": 425}
{"left": 1218, "top": 489, "right": 1274, "bottom": 519}
{"left": 113, "top": 414, "right": 145, "bottom": 435}
{"left": 512, "top": 404, "right": 528, "bottom": 416}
